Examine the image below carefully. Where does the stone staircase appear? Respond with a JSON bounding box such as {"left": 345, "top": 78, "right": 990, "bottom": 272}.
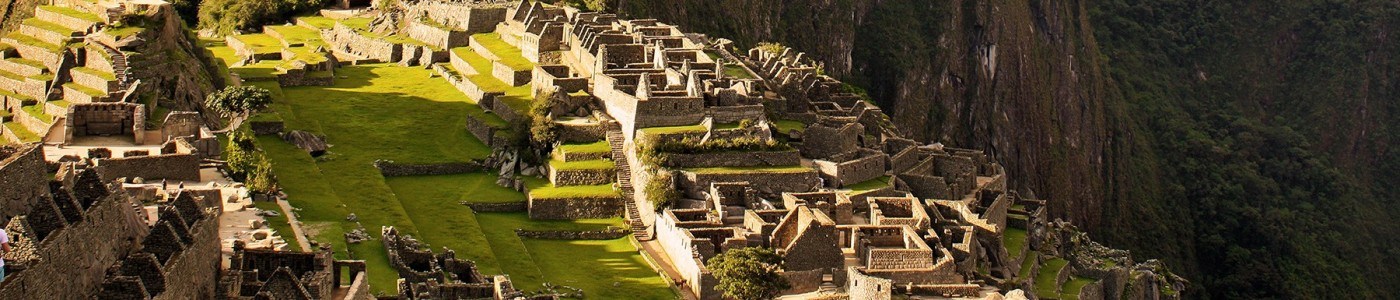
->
{"left": 608, "top": 130, "right": 650, "bottom": 240}
{"left": 102, "top": 45, "right": 130, "bottom": 91}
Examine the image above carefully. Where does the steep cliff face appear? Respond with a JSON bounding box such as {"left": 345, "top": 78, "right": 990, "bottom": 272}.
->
{"left": 618, "top": 0, "right": 1114, "bottom": 232}
{"left": 613, "top": 0, "right": 1399, "bottom": 298}
{"left": 125, "top": 5, "right": 222, "bottom": 122}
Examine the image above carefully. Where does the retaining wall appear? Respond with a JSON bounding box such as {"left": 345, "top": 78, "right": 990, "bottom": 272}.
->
{"left": 527, "top": 196, "right": 623, "bottom": 219}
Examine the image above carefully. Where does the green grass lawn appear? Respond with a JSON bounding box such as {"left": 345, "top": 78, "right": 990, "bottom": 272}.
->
{"left": 846, "top": 176, "right": 892, "bottom": 195}
{"left": 252, "top": 200, "right": 304, "bottom": 251}
{"left": 39, "top": 5, "right": 101, "bottom": 23}
{"left": 266, "top": 25, "right": 325, "bottom": 47}
{"left": 773, "top": 119, "right": 806, "bottom": 134}
{"left": 557, "top": 141, "right": 610, "bottom": 155}
{"left": 257, "top": 63, "right": 664, "bottom": 296}
{"left": 447, "top": 46, "right": 534, "bottom": 111}
{"left": 1003, "top": 227, "right": 1028, "bottom": 259}
{"left": 549, "top": 158, "right": 614, "bottom": 171}
{"left": 472, "top": 33, "right": 533, "bottom": 71}
{"left": 686, "top": 165, "right": 814, "bottom": 174}
{"left": 22, "top": 18, "right": 73, "bottom": 35}
{"left": 529, "top": 184, "right": 619, "bottom": 199}
{"left": 1060, "top": 276, "right": 1096, "bottom": 300}
{"left": 638, "top": 124, "right": 707, "bottom": 135}
{"left": 1018, "top": 251, "right": 1039, "bottom": 280}
{"left": 722, "top": 64, "right": 754, "bottom": 79}
{"left": 72, "top": 66, "right": 116, "bottom": 80}
{"left": 3, "top": 122, "right": 40, "bottom": 142}
{"left": 233, "top": 34, "right": 284, "bottom": 54}
{"left": 297, "top": 16, "right": 337, "bottom": 30}
{"left": 1036, "top": 258, "right": 1070, "bottom": 299}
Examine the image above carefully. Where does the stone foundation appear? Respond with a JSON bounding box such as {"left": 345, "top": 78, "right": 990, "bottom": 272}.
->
{"left": 528, "top": 196, "right": 623, "bottom": 220}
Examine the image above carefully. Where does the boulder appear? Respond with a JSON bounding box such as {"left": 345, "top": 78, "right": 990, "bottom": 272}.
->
{"left": 282, "top": 130, "right": 328, "bottom": 156}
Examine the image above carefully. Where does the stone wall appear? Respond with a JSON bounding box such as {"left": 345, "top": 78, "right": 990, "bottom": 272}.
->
{"left": 324, "top": 23, "right": 400, "bottom": 62}
{"left": 95, "top": 153, "right": 200, "bottom": 182}
{"left": 513, "top": 227, "right": 628, "bottom": 240}
{"left": 464, "top": 202, "right": 527, "bottom": 212}
{"left": 780, "top": 268, "right": 825, "bottom": 295}
{"left": 250, "top": 121, "right": 284, "bottom": 135}
{"left": 0, "top": 189, "right": 150, "bottom": 299}
{"left": 678, "top": 169, "right": 818, "bottom": 199}
{"left": 373, "top": 160, "right": 483, "bottom": 176}
{"left": 557, "top": 121, "right": 606, "bottom": 143}
{"left": 549, "top": 166, "right": 614, "bottom": 186}
{"left": 527, "top": 196, "right": 623, "bottom": 219}
{"left": 406, "top": 19, "right": 468, "bottom": 50}
{"left": 464, "top": 112, "right": 505, "bottom": 148}
{"left": 436, "top": 62, "right": 504, "bottom": 103}
{"left": 412, "top": 3, "right": 506, "bottom": 34}
{"left": 67, "top": 102, "right": 144, "bottom": 143}
{"left": 660, "top": 150, "right": 801, "bottom": 168}
{"left": 0, "top": 144, "right": 48, "bottom": 220}
{"left": 492, "top": 61, "right": 531, "bottom": 86}
{"left": 846, "top": 267, "right": 892, "bottom": 300}
{"left": 815, "top": 153, "right": 887, "bottom": 188}
{"left": 152, "top": 209, "right": 220, "bottom": 299}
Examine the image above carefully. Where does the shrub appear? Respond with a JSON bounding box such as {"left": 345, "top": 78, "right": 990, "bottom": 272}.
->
{"left": 707, "top": 247, "right": 790, "bottom": 300}
{"left": 646, "top": 171, "right": 679, "bottom": 212}
{"left": 528, "top": 92, "right": 558, "bottom": 148}
{"left": 198, "top": 0, "right": 330, "bottom": 35}
{"left": 206, "top": 86, "right": 272, "bottom": 117}
{"left": 246, "top": 154, "right": 276, "bottom": 193}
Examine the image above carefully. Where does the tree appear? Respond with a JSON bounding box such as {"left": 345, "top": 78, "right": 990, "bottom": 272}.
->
{"left": 205, "top": 86, "right": 272, "bottom": 117}
{"left": 707, "top": 247, "right": 790, "bottom": 300}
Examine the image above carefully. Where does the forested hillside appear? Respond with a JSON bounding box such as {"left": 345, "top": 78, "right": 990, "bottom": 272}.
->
{"left": 600, "top": 0, "right": 1400, "bottom": 298}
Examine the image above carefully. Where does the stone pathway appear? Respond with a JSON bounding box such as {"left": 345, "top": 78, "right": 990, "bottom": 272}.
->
{"left": 638, "top": 239, "right": 698, "bottom": 300}
{"left": 277, "top": 198, "right": 312, "bottom": 252}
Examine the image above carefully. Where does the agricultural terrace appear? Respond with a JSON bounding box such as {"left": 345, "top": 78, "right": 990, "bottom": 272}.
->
{"left": 204, "top": 16, "right": 671, "bottom": 298}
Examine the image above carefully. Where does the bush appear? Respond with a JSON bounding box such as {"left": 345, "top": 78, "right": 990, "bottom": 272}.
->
{"left": 707, "top": 247, "right": 790, "bottom": 300}
{"left": 198, "top": 0, "right": 329, "bottom": 35}
{"left": 646, "top": 171, "right": 679, "bottom": 212}
{"left": 206, "top": 86, "right": 272, "bottom": 118}
{"left": 528, "top": 92, "right": 558, "bottom": 148}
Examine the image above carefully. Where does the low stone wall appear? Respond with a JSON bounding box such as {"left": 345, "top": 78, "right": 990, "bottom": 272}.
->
{"left": 34, "top": 7, "right": 98, "bottom": 34}
{"left": 903, "top": 284, "right": 982, "bottom": 297}
{"left": 549, "top": 166, "right": 614, "bottom": 186}
{"left": 0, "top": 57, "right": 45, "bottom": 77}
{"left": 464, "top": 202, "right": 526, "bottom": 212}
{"left": 324, "top": 23, "right": 400, "bottom": 62}
{"left": 678, "top": 169, "right": 818, "bottom": 199}
{"left": 2, "top": 37, "right": 63, "bottom": 69}
{"left": 660, "top": 150, "right": 801, "bottom": 168}
{"left": 0, "top": 75, "right": 48, "bottom": 101}
{"left": 489, "top": 95, "right": 525, "bottom": 123}
{"left": 492, "top": 61, "right": 531, "bottom": 86}
{"left": 434, "top": 63, "right": 503, "bottom": 103}
{"left": 250, "top": 121, "right": 284, "bottom": 135}
{"left": 513, "top": 227, "right": 628, "bottom": 240}
{"left": 464, "top": 112, "right": 504, "bottom": 148}
{"left": 528, "top": 196, "right": 623, "bottom": 220}
{"left": 815, "top": 153, "right": 888, "bottom": 188}
{"left": 64, "top": 83, "right": 111, "bottom": 103}
{"left": 95, "top": 153, "right": 201, "bottom": 182}
{"left": 71, "top": 69, "right": 117, "bottom": 94}
{"left": 554, "top": 148, "right": 607, "bottom": 162}
{"left": 373, "top": 160, "right": 483, "bottom": 176}
{"left": 780, "top": 269, "right": 825, "bottom": 294}
{"left": 557, "top": 121, "right": 605, "bottom": 143}
{"left": 405, "top": 19, "right": 467, "bottom": 50}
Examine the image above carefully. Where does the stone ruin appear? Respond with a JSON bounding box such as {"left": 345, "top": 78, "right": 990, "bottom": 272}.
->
{"left": 0, "top": 144, "right": 222, "bottom": 299}
{"left": 219, "top": 242, "right": 372, "bottom": 299}
{"left": 381, "top": 226, "right": 524, "bottom": 300}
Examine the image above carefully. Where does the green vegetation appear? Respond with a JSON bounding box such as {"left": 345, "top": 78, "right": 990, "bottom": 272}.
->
{"left": 3, "top": 122, "right": 40, "bottom": 142}
{"left": 647, "top": 136, "right": 793, "bottom": 155}
{"left": 104, "top": 25, "right": 145, "bottom": 39}
{"left": 708, "top": 247, "right": 790, "bottom": 300}
{"left": 646, "top": 171, "right": 679, "bottom": 212}
{"left": 20, "top": 105, "right": 50, "bottom": 121}
{"left": 529, "top": 184, "right": 618, "bottom": 199}
{"left": 38, "top": 5, "right": 102, "bottom": 23}
{"left": 266, "top": 25, "right": 324, "bottom": 47}
{"left": 5, "top": 58, "right": 45, "bottom": 70}
{"left": 205, "top": 85, "right": 273, "bottom": 117}
{"left": 472, "top": 33, "right": 533, "bottom": 71}
{"left": 197, "top": 0, "right": 330, "bottom": 35}
{"left": 1002, "top": 227, "right": 1027, "bottom": 259}
{"left": 4, "top": 33, "right": 64, "bottom": 51}
{"left": 1060, "top": 276, "right": 1095, "bottom": 300}
{"left": 1089, "top": 0, "right": 1400, "bottom": 298}
{"left": 548, "top": 158, "right": 613, "bottom": 171}
{"left": 232, "top": 34, "right": 283, "bottom": 54}
{"left": 845, "top": 176, "right": 891, "bottom": 196}
{"left": 22, "top": 18, "right": 74, "bottom": 35}
{"left": 296, "top": 16, "right": 337, "bottom": 30}
{"left": 251, "top": 200, "right": 303, "bottom": 251}
{"left": 72, "top": 67, "right": 117, "bottom": 80}
{"left": 1035, "top": 258, "right": 1069, "bottom": 299}
{"left": 1018, "top": 251, "right": 1038, "bottom": 280}
{"left": 638, "top": 124, "right": 706, "bottom": 135}
{"left": 721, "top": 64, "right": 754, "bottom": 79}
{"left": 557, "top": 141, "right": 610, "bottom": 155}
{"left": 686, "top": 165, "right": 812, "bottom": 175}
